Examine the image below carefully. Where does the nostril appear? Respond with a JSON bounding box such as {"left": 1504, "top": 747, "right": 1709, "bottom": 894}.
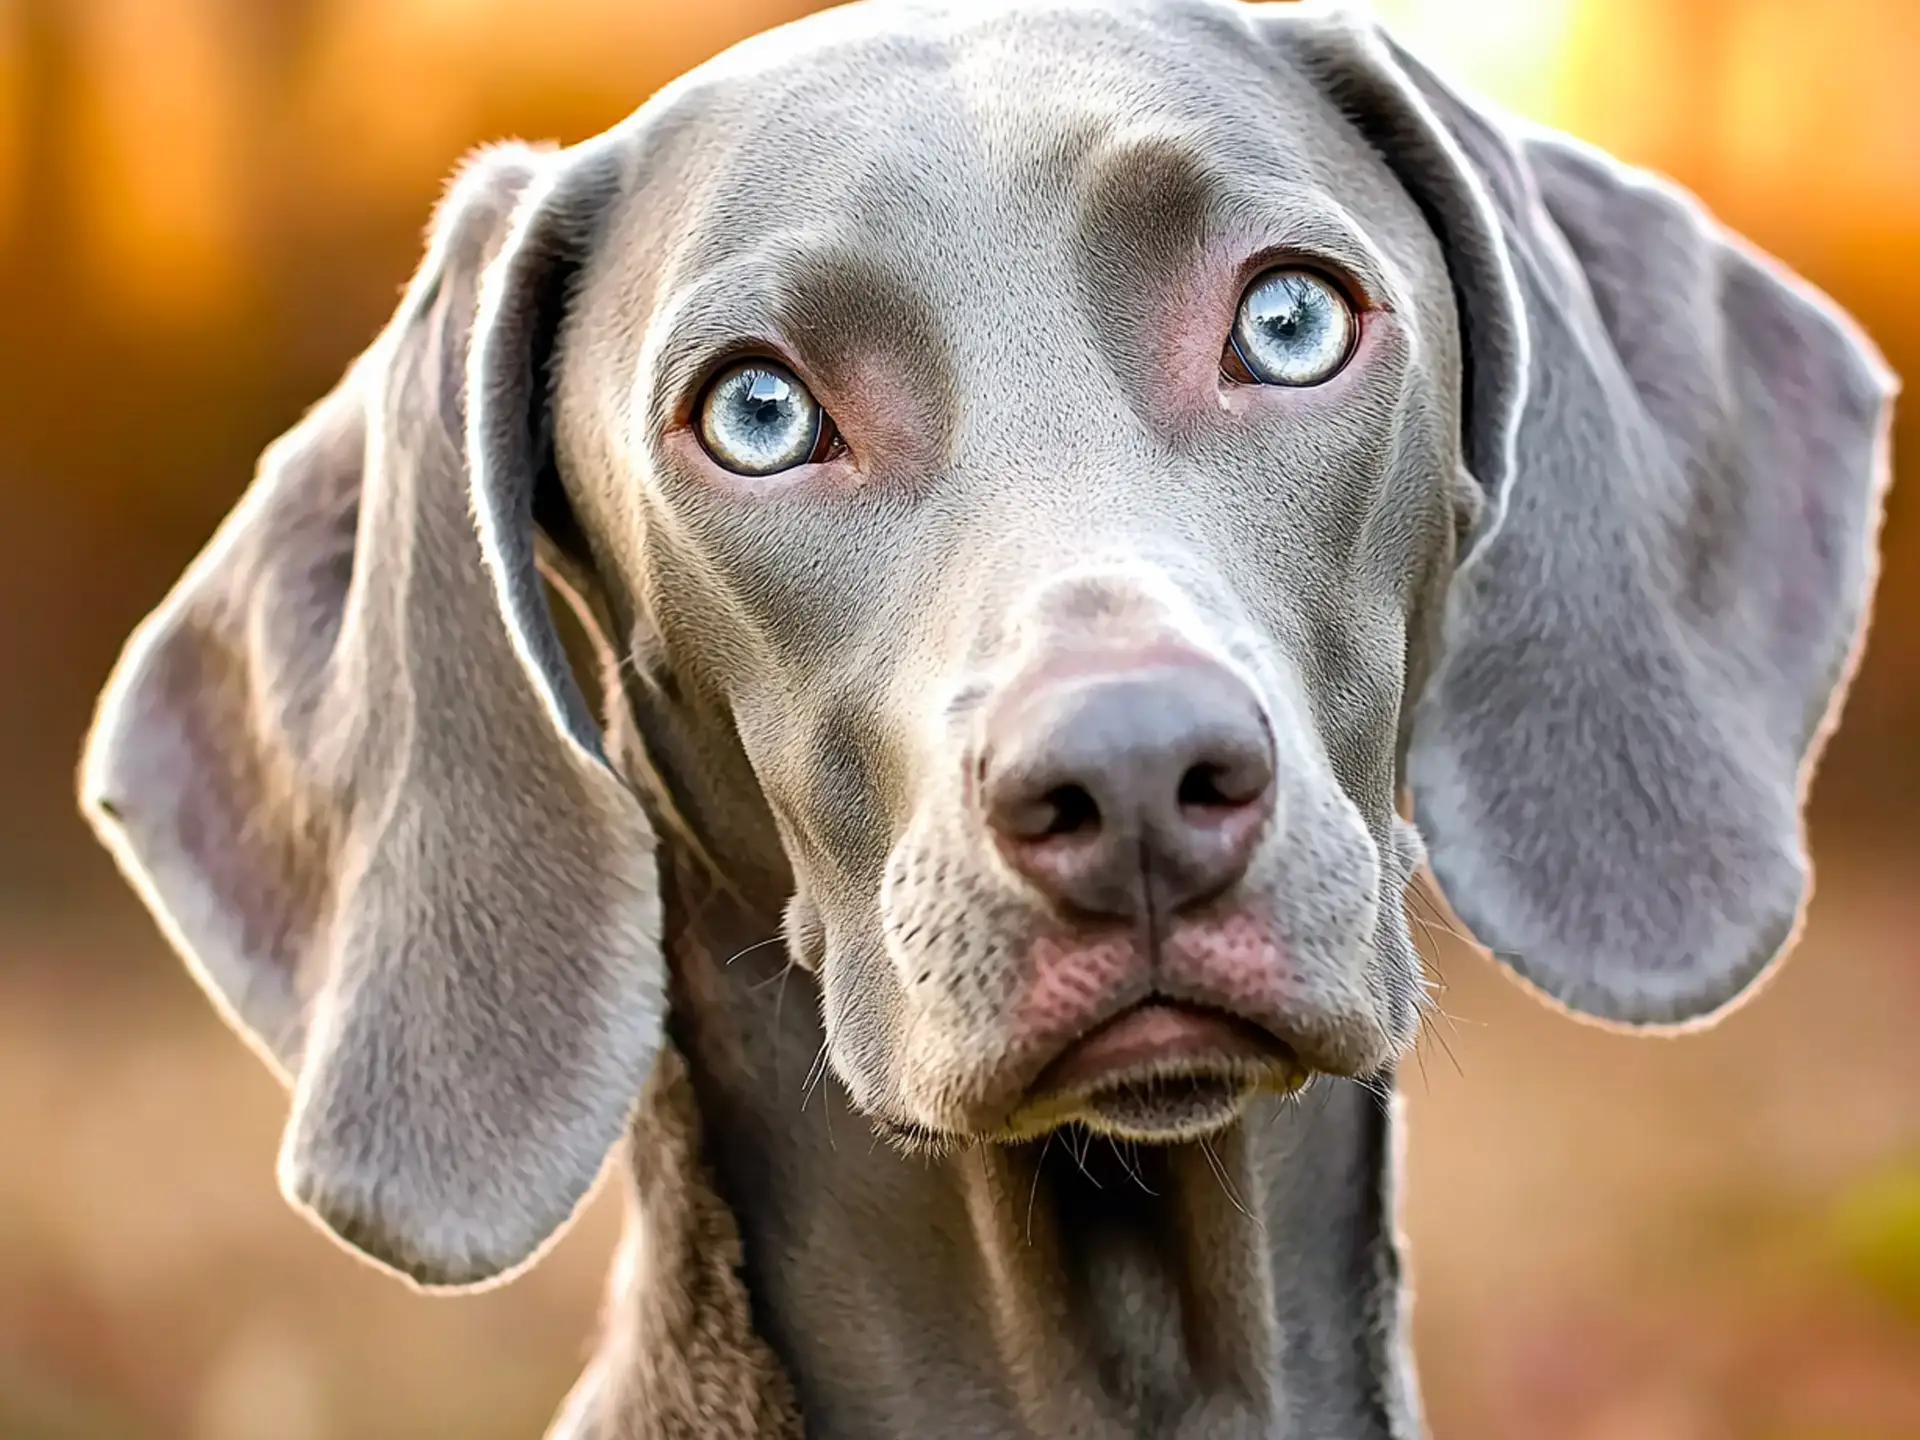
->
{"left": 990, "top": 772, "right": 1105, "bottom": 844}
{"left": 1177, "top": 745, "right": 1273, "bottom": 814}
{"left": 1177, "top": 762, "right": 1238, "bottom": 812}
{"left": 1037, "top": 783, "right": 1101, "bottom": 839}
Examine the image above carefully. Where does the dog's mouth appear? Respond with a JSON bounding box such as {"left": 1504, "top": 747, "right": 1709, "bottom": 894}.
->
{"left": 1018, "top": 1000, "right": 1309, "bottom": 1142}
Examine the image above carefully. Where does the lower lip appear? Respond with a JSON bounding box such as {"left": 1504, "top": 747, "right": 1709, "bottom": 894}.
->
{"left": 1037, "top": 1002, "right": 1281, "bottom": 1092}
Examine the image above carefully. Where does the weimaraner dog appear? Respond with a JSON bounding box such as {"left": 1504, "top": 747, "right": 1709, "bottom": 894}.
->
{"left": 78, "top": 0, "right": 1894, "bottom": 1435}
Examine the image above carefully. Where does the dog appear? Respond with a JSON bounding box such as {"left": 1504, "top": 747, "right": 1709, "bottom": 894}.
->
{"left": 78, "top": 1, "right": 1895, "bottom": 1435}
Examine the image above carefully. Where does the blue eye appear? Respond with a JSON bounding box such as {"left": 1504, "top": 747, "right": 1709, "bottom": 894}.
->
{"left": 1227, "top": 269, "right": 1356, "bottom": 386}
{"left": 697, "top": 361, "right": 828, "bottom": 475}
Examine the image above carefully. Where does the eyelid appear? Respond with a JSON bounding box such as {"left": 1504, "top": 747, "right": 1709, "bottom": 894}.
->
{"left": 1221, "top": 334, "right": 1260, "bottom": 385}
{"left": 672, "top": 343, "right": 804, "bottom": 427}
{"left": 1231, "top": 250, "right": 1376, "bottom": 313}
{"left": 644, "top": 304, "right": 812, "bottom": 437}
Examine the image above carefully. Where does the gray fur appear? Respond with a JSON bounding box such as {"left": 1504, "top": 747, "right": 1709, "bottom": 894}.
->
{"left": 77, "top": 1, "right": 1892, "bottom": 1435}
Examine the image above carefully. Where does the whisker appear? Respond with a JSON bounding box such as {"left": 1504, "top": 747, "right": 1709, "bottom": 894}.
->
{"left": 1025, "top": 1133, "right": 1056, "bottom": 1247}
{"left": 746, "top": 965, "right": 791, "bottom": 994}
{"left": 1420, "top": 1015, "right": 1466, "bottom": 1078}
{"left": 1199, "top": 1137, "right": 1253, "bottom": 1222}
{"left": 1109, "top": 1136, "right": 1156, "bottom": 1197}
{"left": 800, "top": 1039, "right": 831, "bottom": 1112}
{"left": 770, "top": 959, "right": 802, "bottom": 1100}
{"left": 1066, "top": 1126, "right": 1103, "bottom": 1189}
{"left": 725, "top": 936, "right": 785, "bottom": 967}
{"left": 1407, "top": 887, "right": 1472, "bottom": 947}
{"left": 1356, "top": 1072, "right": 1396, "bottom": 1117}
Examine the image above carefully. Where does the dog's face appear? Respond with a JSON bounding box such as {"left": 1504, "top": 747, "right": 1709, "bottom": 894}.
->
{"left": 81, "top": 0, "right": 1891, "bottom": 1289}
{"left": 559, "top": 2, "right": 1465, "bottom": 1143}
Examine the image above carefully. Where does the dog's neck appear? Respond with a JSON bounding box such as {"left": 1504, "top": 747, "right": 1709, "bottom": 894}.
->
{"left": 554, "top": 850, "right": 1423, "bottom": 1439}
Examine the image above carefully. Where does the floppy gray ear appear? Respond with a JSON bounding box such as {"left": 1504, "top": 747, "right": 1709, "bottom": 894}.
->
{"left": 78, "top": 139, "right": 662, "bottom": 1288}
{"left": 1269, "top": 6, "right": 1897, "bottom": 1025}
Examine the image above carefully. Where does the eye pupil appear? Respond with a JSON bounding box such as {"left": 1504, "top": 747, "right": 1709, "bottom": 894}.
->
{"left": 697, "top": 361, "right": 826, "bottom": 476}
{"left": 1229, "top": 268, "right": 1356, "bottom": 387}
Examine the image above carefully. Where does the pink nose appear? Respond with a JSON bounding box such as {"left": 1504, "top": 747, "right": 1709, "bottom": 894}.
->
{"left": 981, "top": 652, "right": 1276, "bottom": 920}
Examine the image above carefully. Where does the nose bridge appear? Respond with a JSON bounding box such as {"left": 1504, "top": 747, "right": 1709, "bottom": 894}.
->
{"left": 993, "top": 546, "right": 1259, "bottom": 697}
{"left": 1016, "top": 558, "right": 1207, "bottom": 645}
{"left": 913, "top": 515, "right": 1265, "bottom": 736}
{"left": 912, "top": 517, "right": 1223, "bottom": 689}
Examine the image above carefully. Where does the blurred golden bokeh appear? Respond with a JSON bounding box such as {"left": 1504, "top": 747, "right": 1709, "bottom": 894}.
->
{"left": 1, "top": 2, "right": 1914, "bottom": 1437}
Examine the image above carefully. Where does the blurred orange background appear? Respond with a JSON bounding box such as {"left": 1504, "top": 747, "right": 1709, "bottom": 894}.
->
{"left": 1, "top": 1, "right": 1916, "bottom": 1437}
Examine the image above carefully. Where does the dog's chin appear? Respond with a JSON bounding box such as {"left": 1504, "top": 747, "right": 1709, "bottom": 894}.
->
{"left": 878, "top": 1004, "right": 1315, "bottom": 1152}
{"left": 1009, "top": 1059, "right": 1309, "bottom": 1143}
{"left": 1065, "top": 1067, "right": 1258, "bottom": 1142}
{"left": 999, "top": 1002, "right": 1313, "bottom": 1144}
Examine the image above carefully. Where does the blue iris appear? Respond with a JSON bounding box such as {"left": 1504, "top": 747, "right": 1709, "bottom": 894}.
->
{"left": 1230, "top": 269, "right": 1355, "bottom": 386}
{"left": 698, "top": 361, "right": 823, "bottom": 475}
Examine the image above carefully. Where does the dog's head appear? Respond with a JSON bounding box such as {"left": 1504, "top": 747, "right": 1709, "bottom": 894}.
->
{"left": 80, "top": 0, "right": 1893, "bottom": 1288}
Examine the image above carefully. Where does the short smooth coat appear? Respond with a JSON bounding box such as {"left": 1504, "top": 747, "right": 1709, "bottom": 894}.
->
{"left": 78, "top": 2, "right": 1895, "bottom": 1435}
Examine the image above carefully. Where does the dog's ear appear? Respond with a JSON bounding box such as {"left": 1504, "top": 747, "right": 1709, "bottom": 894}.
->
{"left": 1263, "top": 5, "right": 1897, "bottom": 1026}
{"left": 78, "top": 139, "right": 661, "bottom": 1288}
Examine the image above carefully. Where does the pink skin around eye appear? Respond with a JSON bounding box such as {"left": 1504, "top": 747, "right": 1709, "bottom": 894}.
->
{"left": 1142, "top": 245, "right": 1396, "bottom": 434}
{"left": 671, "top": 256, "right": 1398, "bottom": 499}
{"left": 671, "top": 351, "right": 948, "bottom": 502}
